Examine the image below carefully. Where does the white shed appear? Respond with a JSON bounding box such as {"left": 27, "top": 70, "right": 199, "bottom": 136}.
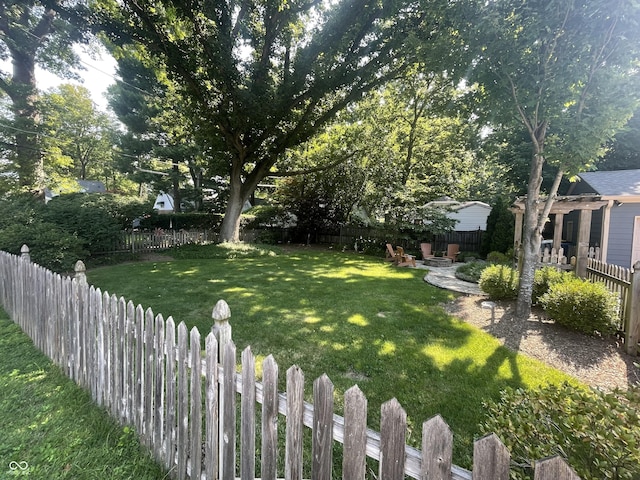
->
{"left": 425, "top": 199, "right": 491, "bottom": 231}
{"left": 153, "top": 192, "right": 175, "bottom": 214}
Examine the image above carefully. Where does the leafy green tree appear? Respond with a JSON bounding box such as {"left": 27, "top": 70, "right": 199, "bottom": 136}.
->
{"left": 107, "top": 51, "right": 225, "bottom": 210}
{"left": 481, "top": 196, "right": 514, "bottom": 256}
{"left": 0, "top": 0, "right": 86, "bottom": 193}
{"left": 95, "top": 0, "right": 451, "bottom": 241}
{"left": 40, "top": 84, "right": 121, "bottom": 191}
{"left": 467, "top": 0, "right": 640, "bottom": 319}
{"left": 598, "top": 111, "right": 640, "bottom": 171}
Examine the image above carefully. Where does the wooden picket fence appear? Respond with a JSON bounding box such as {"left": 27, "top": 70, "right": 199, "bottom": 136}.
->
{"left": 586, "top": 258, "right": 640, "bottom": 355}
{"left": 0, "top": 246, "right": 583, "bottom": 480}
{"left": 95, "top": 229, "right": 217, "bottom": 254}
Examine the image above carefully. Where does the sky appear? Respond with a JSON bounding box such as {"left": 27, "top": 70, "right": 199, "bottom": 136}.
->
{"left": 37, "top": 45, "right": 118, "bottom": 111}
{"left": 1, "top": 44, "right": 117, "bottom": 112}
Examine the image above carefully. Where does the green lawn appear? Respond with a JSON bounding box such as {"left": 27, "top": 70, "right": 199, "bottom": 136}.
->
{"left": 88, "top": 244, "right": 578, "bottom": 468}
{"left": 0, "top": 311, "right": 168, "bottom": 479}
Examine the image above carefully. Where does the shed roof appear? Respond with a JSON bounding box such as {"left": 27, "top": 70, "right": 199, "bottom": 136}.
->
{"left": 575, "top": 169, "right": 640, "bottom": 197}
{"left": 424, "top": 200, "right": 491, "bottom": 211}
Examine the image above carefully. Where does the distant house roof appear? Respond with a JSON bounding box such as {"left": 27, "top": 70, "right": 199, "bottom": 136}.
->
{"left": 575, "top": 170, "right": 640, "bottom": 197}
{"left": 425, "top": 199, "right": 491, "bottom": 211}
{"left": 77, "top": 180, "right": 106, "bottom": 193}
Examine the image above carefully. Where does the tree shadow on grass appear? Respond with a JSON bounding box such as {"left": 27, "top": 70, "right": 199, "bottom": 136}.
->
{"left": 445, "top": 296, "right": 640, "bottom": 389}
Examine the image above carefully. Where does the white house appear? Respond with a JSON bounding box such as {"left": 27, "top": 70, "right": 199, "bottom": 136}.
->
{"left": 153, "top": 192, "right": 175, "bottom": 214}
{"left": 424, "top": 198, "right": 492, "bottom": 231}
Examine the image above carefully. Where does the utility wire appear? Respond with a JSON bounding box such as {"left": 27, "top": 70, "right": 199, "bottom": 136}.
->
{"left": 4, "top": 21, "right": 155, "bottom": 98}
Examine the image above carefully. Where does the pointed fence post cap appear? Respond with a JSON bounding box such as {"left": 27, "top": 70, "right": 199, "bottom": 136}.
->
{"left": 212, "top": 299, "right": 231, "bottom": 322}
{"left": 74, "top": 260, "right": 87, "bottom": 283}
{"left": 21, "top": 244, "right": 29, "bottom": 254}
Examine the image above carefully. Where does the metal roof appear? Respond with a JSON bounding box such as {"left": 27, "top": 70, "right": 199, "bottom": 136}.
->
{"left": 577, "top": 170, "right": 640, "bottom": 196}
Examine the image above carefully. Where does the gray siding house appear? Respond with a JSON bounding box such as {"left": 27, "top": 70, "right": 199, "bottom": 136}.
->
{"left": 566, "top": 169, "right": 640, "bottom": 268}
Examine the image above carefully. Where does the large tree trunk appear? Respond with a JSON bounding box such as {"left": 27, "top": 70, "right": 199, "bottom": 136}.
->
{"left": 515, "top": 142, "right": 545, "bottom": 319}
{"left": 11, "top": 51, "right": 44, "bottom": 193}
{"left": 219, "top": 182, "right": 247, "bottom": 242}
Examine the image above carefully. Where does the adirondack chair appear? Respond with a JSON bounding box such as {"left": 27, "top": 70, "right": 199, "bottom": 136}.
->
{"left": 443, "top": 244, "right": 460, "bottom": 262}
{"left": 395, "top": 246, "right": 417, "bottom": 267}
{"left": 385, "top": 243, "right": 397, "bottom": 262}
{"left": 420, "top": 243, "right": 435, "bottom": 260}
{"left": 385, "top": 243, "right": 416, "bottom": 267}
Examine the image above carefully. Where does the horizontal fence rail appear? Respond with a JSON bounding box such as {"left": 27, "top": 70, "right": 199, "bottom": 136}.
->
{"left": 0, "top": 246, "right": 584, "bottom": 479}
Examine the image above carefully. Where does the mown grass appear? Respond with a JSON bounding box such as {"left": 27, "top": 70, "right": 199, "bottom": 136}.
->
{"left": 88, "top": 244, "right": 578, "bottom": 468}
{"left": 0, "top": 311, "right": 167, "bottom": 479}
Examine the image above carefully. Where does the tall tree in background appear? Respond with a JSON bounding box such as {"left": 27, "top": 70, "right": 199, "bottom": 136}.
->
{"left": 468, "top": 0, "right": 640, "bottom": 319}
{"left": 96, "top": 0, "right": 452, "bottom": 241}
{"left": 0, "top": 0, "right": 85, "bottom": 193}
{"left": 40, "top": 84, "right": 119, "bottom": 190}
{"left": 107, "top": 51, "right": 224, "bottom": 210}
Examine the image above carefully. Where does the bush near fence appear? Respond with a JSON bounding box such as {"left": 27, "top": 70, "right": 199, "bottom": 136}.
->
{"left": 0, "top": 246, "right": 585, "bottom": 479}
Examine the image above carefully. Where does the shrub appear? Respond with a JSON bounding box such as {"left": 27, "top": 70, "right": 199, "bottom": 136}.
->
{"left": 455, "top": 260, "right": 487, "bottom": 283}
{"left": 42, "top": 194, "right": 123, "bottom": 254}
{"left": 0, "top": 222, "right": 87, "bottom": 272}
{"left": 481, "top": 383, "right": 640, "bottom": 480}
{"left": 539, "top": 277, "right": 618, "bottom": 336}
{"left": 457, "top": 251, "right": 480, "bottom": 262}
{"left": 532, "top": 266, "right": 571, "bottom": 305}
{"left": 479, "top": 264, "right": 519, "bottom": 299}
{"left": 486, "top": 250, "right": 513, "bottom": 265}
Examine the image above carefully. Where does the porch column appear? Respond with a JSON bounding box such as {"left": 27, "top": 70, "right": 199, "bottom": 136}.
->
{"left": 575, "top": 209, "right": 593, "bottom": 278}
{"left": 600, "top": 200, "right": 613, "bottom": 264}
{"left": 553, "top": 213, "right": 564, "bottom": 251}
{"left": 513, "top": 211, "right": 523, "bottom": 252}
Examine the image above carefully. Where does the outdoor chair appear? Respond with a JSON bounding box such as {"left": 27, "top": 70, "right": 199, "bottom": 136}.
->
{"left": 385, "top": 243, "right": 397, "bottom": 262}
{"left": 420, "top": 243, "right": 435, "bottom": 260}
{"left": 395, "top": 246, "right": 417, "bottom": 267}
{"left": 443, "top": 244, "right": 460, "bottom": 262}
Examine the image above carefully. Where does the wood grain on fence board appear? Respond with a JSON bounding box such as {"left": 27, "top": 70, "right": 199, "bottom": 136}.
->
{"left": 241, "top": 347, "right": 256, "bottom": 480}
{"left": 143, "top": 308, "right": 155, "bottom": 448}
{"left": 261, "top": 355, "right": 279, "bottom": 480}
{"left": 286, "top": 365, "right": 305, "bottom": 480}
{"left": 473, "top": 433, "right": 510, "bottom": 480}
{"left": 534, "top": 456, "right": 580, "bottom": 480}
{"left": 155, "top": 313, "right": 166, "bottom": 462}
{"left": 343, "top": 385, "right": 367, "bottom": 480}
{"left": 312, "top": 374, "right": 334, "bottom": 480}
{"left": 176, "top": 322, "right": 189, "bottom": 480}
{"left": 123, "top": 301, "right": 135, "bottom": 426}
{"left": 204, "top": 332, "right": 219, "bottom": 480}
{"left": 222, "top": 341, "right": 237, "bottom": 480}
{"left": 134, "top": 304, "right": 144, "bottom": 434}
{"left": 421, "top": 414, "right": 452, "bottom": 480}
{"left": 190, "top": 327, "right": 203, "bottom": 480}
{"left": 379, "top": 398, "right": 407, "bottom": 480}
{"left": 165, "top": 317, "right": 177, "bottom": 473}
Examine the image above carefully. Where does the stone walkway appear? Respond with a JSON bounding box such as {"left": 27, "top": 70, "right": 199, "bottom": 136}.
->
{"left": 419, "top": 263, "right": 486, "bottom": 296}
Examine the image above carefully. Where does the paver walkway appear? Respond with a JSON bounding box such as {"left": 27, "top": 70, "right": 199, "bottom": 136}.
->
{"left": 421, "top": 263, "right": 485, "bottom": 296}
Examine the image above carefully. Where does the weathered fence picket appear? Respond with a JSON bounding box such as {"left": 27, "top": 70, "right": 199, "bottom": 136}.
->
{"left": 586, "top": 258, "right": 640, "bottom": 355}
{"left": 0, "top": 247, "right": 585, "bottom": 480}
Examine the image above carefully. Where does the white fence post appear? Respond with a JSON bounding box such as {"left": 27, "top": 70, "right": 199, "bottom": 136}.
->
{"left": 20, "top": 244, "right": 30, "bottom": 262}
{"left": 211, "top": 299, "right": 231, "bottom": 480}
{"left": 74, "top": 260, "right": 87, "bottom": 285}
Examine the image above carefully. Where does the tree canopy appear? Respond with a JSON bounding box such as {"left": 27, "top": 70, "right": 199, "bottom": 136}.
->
{"left": 467, "top": 0, "right": 640, "bottom": 318}
{"left": 0, "top": 0, "right": 87, "bottom": 192}
{"left": 95, "top": 0, "right": 457, "bottom": 241}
